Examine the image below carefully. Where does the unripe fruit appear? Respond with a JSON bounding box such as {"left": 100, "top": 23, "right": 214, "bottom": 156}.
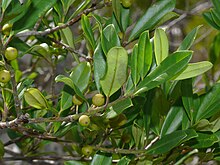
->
{"left": 5, "top": 47, "right": 18, "bottom": 61}
{"left": 81, "top": 145, "right": 93, "bottom": 156}
{"left": 79, "top": 115, "right": 90, "bottom": 127}
{"left": 92, "top": 94, "right": 105, "bottom": 107}
{"left": 2, "top": 23, "right": 12, "bottom": 36}
{"left": 0, "top": 70, "right": 11, "bottom": 83}
{"left": 72, "top": 95, "right": 83, "bottom": 105}
{"left": 121, "top": 0, "right": 132, "bottom": 8}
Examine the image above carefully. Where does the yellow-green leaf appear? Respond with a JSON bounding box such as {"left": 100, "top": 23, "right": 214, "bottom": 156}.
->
{"left": 173, "top": 61, "right": 213, "bottom": 80}
{"left": 24, "top": 88, "right": 48, "bottom": 109}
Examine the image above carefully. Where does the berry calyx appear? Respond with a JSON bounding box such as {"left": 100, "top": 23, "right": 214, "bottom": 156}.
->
{"left": 5, "top": 47, "right": 18, "bottom": 61}
{"left": 79, "top": 115, "right": 90, "bottom": 127}
{"left": 92, "top": 94, "right": 105, "bottom": 107}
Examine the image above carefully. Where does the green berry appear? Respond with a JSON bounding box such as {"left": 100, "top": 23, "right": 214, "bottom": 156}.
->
{"left": 81, "top": 145, "right": 93, "bottom": 156}
{"left": 2, "top": 23, "right": 12, "bottom": 36}
{"left": 5, "top": 47, "right": 18, "bottom": 61}
{"left": 0, "top": 70, "right": 11, "bottom": 83}
{"left": 79, "top": 115, "right": 90, "bottom": 127}
{"left": 92, "top": 94, "right": 105, "bottom": 107}
{"left": 121, "top": 0, "right": 133, "bottom": 8}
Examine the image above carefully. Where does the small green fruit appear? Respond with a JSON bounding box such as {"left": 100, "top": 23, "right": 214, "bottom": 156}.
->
{"left": 79, "top": 115, "right": 90, "bottom": 127}
{"left": 82, "top": 145, "right": 93, "bottom": 156}
{"left": 0, "top": 70, "right": 11, "bottom": 83}
{"left": 92, "top": 94, "right": 105, "bottom": 107}
{"left": 121, "top": 0, "right": 132, "bottom": 8}
{"left": 5, "top": 47, "right": 18, "bottom": 61}
{"left": 72, "top": 95, "right": 83, "bottom": 105}
{"left": 2, "top": 23, "right": 12, "bottom": 36}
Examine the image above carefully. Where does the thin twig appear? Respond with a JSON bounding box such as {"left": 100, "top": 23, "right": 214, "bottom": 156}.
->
{"left": 15, "top": 2, "right": 111, "bottom": 37}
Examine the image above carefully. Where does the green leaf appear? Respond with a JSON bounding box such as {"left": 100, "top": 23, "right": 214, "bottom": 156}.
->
{"left": 128, "top": 0, "right": 176, "bottom": 41}
{"left": 105, "top": 98, "right": 133, "bottom": 119}
{"left": 24, "top": 88, "right": 48, "bottom": 109}
{"left": 137, "top": 31, "right": 152, "bottom": 80}
{"left": 59, "top": 23, "right": 74, "bottom": 48}
{"left": 68, "top": 0, "right": 90, "bottom": 21}
{"left": 154, "top": 28, "right": 169, "bottom": 65}
{"left": 94, "top": 44, "right": 106, "bottom": 93}
{"left": 181, "top": 79, "right": 194, "bottom": 121}
{"left": 100, "top": 47, "right": 128, "bottom": 97}
{"left": 117, "top": 156, "right": 131, "bottom": 165}
{"left": 134, "top": 51, "right": 193, "bottom": 95}
{"left": 131, "top": 44, "right": 139, "bottom": 86}
{"left": 60, "top": 86, "right": 74, "bottom": 113}
{"left": 173, "top": 61, "right": 213, "bottom": 80}
{"left": 0, "top": 140, "right": 5, "bottom": 159}
{"left": 81, "top": 14, "right": 96, "bottom": 51}
{"left": 160, "top": 106, "right": 184, "bottom": 137}
{"left": 13, "top": 0, "right": 57, "bottom": 32}
{"left": 196, "top": 83, "right": 220, "bottom": 121}
{"left": 146, "top": 130, "right": 187, "bottom": 155}
{"left": 112, "top": 0, "right": 130, "bottom": 32}
{"left": 101, "top": 24, "right": 121, "bottom": 55}
{"left": 91, "top": 153, "right": 112, "bottom": 165}
{"left": 64, "top": 160, "right": 86, "bottom": 165}
{"left": 178, "top": 26, "right": 201, "bottom": 51}
{"left": 203, "top": 12, "right": 220, "bottom": 30}
{"left": 70, "top": 62, "right": 91, "bottom": 93}
{"left": 192, "top": 132, "right": 219, "bottom": 148}
{"left": 55, "top": 75, "right": 86, "bottom": 101}
{"left": 2, "top": 0, "right": 12, "bottom": 12}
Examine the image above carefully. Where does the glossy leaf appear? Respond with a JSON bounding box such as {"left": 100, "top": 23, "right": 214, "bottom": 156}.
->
{"left": 181, "top": 79, "right": 194, "bottom": 121}
{"left": 60, "top": 86, "right": 74, "bottom": 113}
{"left": 64, "top": 160, "right": 85, "bottom": 165}
{"left": 192, "top": 132, "right": 219, "bottom": 148}
{"left": 101, "top": 24, "right": 120, "bottom": 55}
{"left": 154, "top": 28, "right": 169, "bottom": 65}
{"left": 128, "top": 0, "right": 176, "bottom": 41}
{"left": 173, "top": 61, "right": 213, "bottom": 80}
{"left": 55, "top": 75, "right": 86, "bottom": 101}
{"left": 117, "top": 156, "right": 131, "bottom": 165}
{"left": 178, "top": 26, "right": 201, "bottom": 51}
{"left": 134, "top": 51, "right": 193, "bottom": 95}
{"left": 70, "top": 62, "right": 91, "bottom": 93}
{"left": 146, "top": 130, "right": 187, "bottom": 155}
{"left": 137, "top": 31, "right": 152, "bottom": 80}
{"left": 81, "top": 14, "right": 96, "bottom": 51}
{"left": 203, "top": 12, "right": 220, "bottom": 30}
{"left": 112, "top": 0, "right": 130, "bottom": 32}
{"left": 24, "top": 88, "right": 48, "bottom": 109}
{"left": 105, "top": 98, "right": 133, "bottom": 119}
{"left": 68, "top": 0, "right": 90, "bottom": 21}
{"left": 100, "top": 47, "right": 128, "bottom": 97}
{"left": 131, "top": 44, "right": 139, "bottom": 86}
{"left": 196, "top": 83, "right": 220, "bottom": 121}
{"left": 91, "top": 153, "right": 112, "bottom": 165}
{"left": 2, "top": 0, "right": 12, "bottom": 12}
{"left": 13, "top": 0, "right": 57, "bottom": 32}
{"left": 160, "top": 106, "right": 184, "bottom": 137}
{"left": 94, "top": 44, "right": 106, "bottom": 93}
{"left": 59, "top": 23, "right": 74, "bottom": 48}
